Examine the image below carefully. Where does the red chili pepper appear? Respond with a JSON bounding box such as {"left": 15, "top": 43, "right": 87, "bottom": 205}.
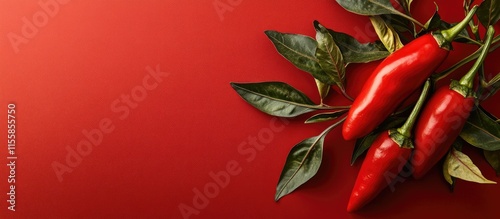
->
{"left": 411, "top": 26, "right": 495, "bottom": 179}
{"left": 342, "top": 7, "right": 478, "bottom": 141}
{"left": 348, "top": 80, "right": 431, "bottom": 212}
{"left": 347, "top": 131, "right": 412, "bottom": 212}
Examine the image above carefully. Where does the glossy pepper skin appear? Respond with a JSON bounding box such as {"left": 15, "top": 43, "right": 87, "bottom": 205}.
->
{"left": 411, "top": 87, "right": 474, "bottom": 179}
{"left": 411, "top": 25, "right": 495, "bottom": 179}
{"left": 348, "top": 80, "right": 431, "bottom": 212}
{"left": 342, "top": 7, "right": 478, "bottom": 141}
{"left": 347, "top": 131, "right": 412, "bottom": 212}
{"left": 342, "top": 34, "right": 449, "bottom": 141}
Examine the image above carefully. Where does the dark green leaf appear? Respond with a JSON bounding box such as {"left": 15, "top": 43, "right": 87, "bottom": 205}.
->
{"left": 370, "top": 15, "right": 404, "bottom": 52}
{"left": 352, "top": 132, "right": 379, "bottom": 165}
{"left": 381, "top": 14, "right": 414, "bottom": 38}
{"left": 460, "top": 107, "right": 500, "bottom": 151}
{"left": 351, "top": 116, "right": 406, "bottom": 165}
{"left": 305, "top": 109, "right": 348, "bottom": 124}
{"left": 275, "top": 135, "right": 326, "bottom": 201}
{"left": 424, "top": 10, "right": 442, "bottom": 31}
{"left": 327, "top": 28, "right": 389, "bottom": 63}
{"left": 477, "top": 0, "right": 500, "bottom": 27}
{"left": 230, "top": 82, "right": 320, "bottom": 117}
{"left": 417, "top": 8, "right": 441, "bottom": 37}
{"left": 264, "top": 31, "right": 326, "bottom": 82}
{"left": 484, "top": 149, "right": 500, "bottom": 176}
{"left": 336, "top": 0, "right": 399, "bottom": 16}
{"left": 314, "top": 21, "right": 346, "bottom": 89}
{"left": 397, "top": 0, "right": 413, "bottom": 14}
{"left": 275, "top": 119, "right": 343, "bottom": 201}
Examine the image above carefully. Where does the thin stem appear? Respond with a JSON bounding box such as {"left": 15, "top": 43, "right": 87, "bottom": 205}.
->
{"left": 441, "top": 6, "right": 478, "bottom": 43}
{"left": 462, "top": 36, "right": 483, "bottom": 46}
{"left": 316, "top": 105, "right": 351, "bottom": 110}
{"left": 459, "top": 26, "right": 495, "bottom": 88}
{"left": 321, "top": 116, "right": 347, "bottom": 135}
{"left": 397, "top": 80, "right": 431, "bottom": 137}
{"left": 341, "top": 88, "right": 354, "bottom": 102}
{"left": 394, "top": 10, "right": 425, "bottom": 28}
{"left": 433, "top": 36, "right": 500, "bottom": 81}
{"left": 434, "top": 46, "right": 483, "bottom": 81}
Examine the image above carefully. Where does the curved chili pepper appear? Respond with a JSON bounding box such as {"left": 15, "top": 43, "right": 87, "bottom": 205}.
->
{"left": 347, "top": 131, "right": 412, "bottom": 212}
{"left": 342, "top": 7, "right": 478, "bottom": 141}
{"left": 348, "top": 81, "right": 431, "bottom": 212}
{"left": 411, "top": 26, "right": 495, "bottom": 179}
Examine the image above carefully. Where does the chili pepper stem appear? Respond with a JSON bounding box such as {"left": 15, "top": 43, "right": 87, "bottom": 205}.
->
{"left": 458, "top": 26, "right": 496, "bottom": 89}
{"left": 433, "top": 36, "right": 500, "bottom": 81}
{"left": 396, "top": 80, "right": 431, "bottom": 138}
{"left": 440, "top": 6, "right": 478, "bottom": 43}
{"left": 341, "top": 88, "right": 354, "bottom": 102}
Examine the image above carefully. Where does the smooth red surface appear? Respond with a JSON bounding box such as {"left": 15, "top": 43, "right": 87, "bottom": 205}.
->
{"left": 347, "top": 132, "right": 412, "bottom": 212}
{"left": 342, "top": 34, "right": 449, "bottom": 140}
{"left": 412, "top": 87, "right": 475, "bottom": 179}
{"left": 0, "top": 0, "right": 499, "bottom": 218}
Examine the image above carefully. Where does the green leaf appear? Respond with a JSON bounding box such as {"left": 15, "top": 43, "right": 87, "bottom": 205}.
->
{"left": 327, "top": 28, "right": 389, "bottom": 63}
{"left": 443, "top": 151, "right": 455, "bottom": 186}
{"left": 313, "top": 21, "right": 347, "bottom": 90}
{"left": 351, "top": 116, "right": 406, "bottom": 165}
{"left": 487, "top": 73, "right": 500, "bottom": 87}
{"left": 417, "top": 6, "right": 441, "bottom": 39}
{"left": 480, "top": 73, "right": 500, "bottom": 99}
{"left": 305, "top": 109, "right": 348, "bottom": 124}
{"left": 477, "top": 0, "right": 500, "bottom": 28}
{"left": 275, "top": 136, "right": 324, "bottom": 201}
{"left": 460, "top": 107, "right": 500, "bottom": 151}
{"left": 424, "top": 10, "right": 442, "bottom": 31}
{"left": 264, "top": 31, "right": 327, "bottom": 82}
{"left": 370, "top": 15, "right": 405, "bottom": 53}
{"left": 381, "top": 14, "right": 414, "bottom": 38}
{"left": 230, "top": 82, "right": 320, "bottom": 117}
{"left": 336, "top": 0, "right": 400, "bottom": 16}
{"left": 352, "top": 132, "right": 379, "bottom": 165}
{"left": 484, "top": 149, "right": 500, "bottom": 176}
{"left": 447, "top": 148, "right": 497, "bottom": 184}
{"left": 442, "top": 139, "right": 464, "bottom": 191}
{"left": 315, "top": 79, "right": 330, "bottom": 104}
{"left": 274, "top": 118, "right": 344, "bottom": 201}
{"left": 397, "top": 0, "right": 413, "bottom": 14}
{"left": 336, "top": 0, "right": 425, "bottom": 28}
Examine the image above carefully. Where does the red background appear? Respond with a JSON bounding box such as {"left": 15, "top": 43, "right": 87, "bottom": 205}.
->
{"left": 0, "top": 0, "right": 499, "bottom": 218}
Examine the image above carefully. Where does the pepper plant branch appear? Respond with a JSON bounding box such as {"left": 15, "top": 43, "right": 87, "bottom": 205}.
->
{"left": 341, "top": 88, "right": 354, "bottom": 102}
{"left": 459, "top": 26, "right": 495, "bottom": 88}
{"left": 394, "top": 10, "right": 425, "bottom": 28}
{"left": 441, "top": 6, "right": 478, "bottom": 43}
{"left": 433, "top": 36, "right": 500, "bottom": 81}
{"left": 396, "top": 80, "right": 431, "bottom": 138}
{"left": 316, "top": 105, "right": 351, "bottom": 110}
{"left": 463, "top": 36, "right": 482, "bottom": 46}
